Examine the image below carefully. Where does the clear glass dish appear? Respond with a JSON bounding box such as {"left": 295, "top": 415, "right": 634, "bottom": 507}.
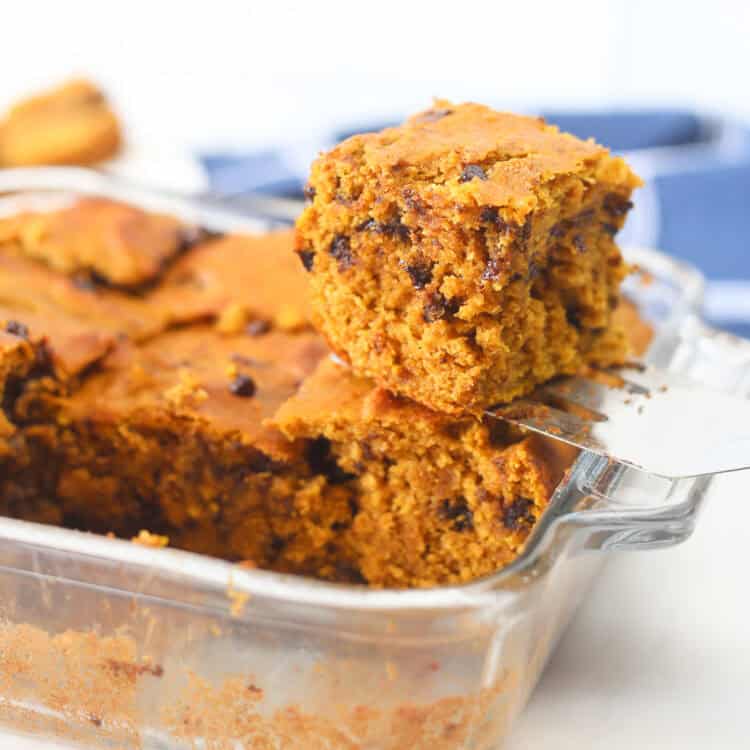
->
{"left": 0, "top": 168, "right": 748, "bottom": 749}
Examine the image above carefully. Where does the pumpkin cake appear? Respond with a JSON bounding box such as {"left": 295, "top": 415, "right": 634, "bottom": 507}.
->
{"left": 0, "top": 196, "right": 650, "bottom": 587}
{"left": 295, "top": 100, "right": 641, "bottom": 414}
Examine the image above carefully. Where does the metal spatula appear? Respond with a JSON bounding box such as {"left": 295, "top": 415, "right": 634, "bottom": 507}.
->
{"left": 490, "top": 364, "right": 750, "bottom": 479}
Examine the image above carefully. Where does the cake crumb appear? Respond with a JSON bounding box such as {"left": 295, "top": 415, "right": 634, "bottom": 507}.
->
{"left": 131, "top": 529, "right": 169, "bottom": 548}
{"left": 216, "top": 303, "right": 250, "bottom": 334}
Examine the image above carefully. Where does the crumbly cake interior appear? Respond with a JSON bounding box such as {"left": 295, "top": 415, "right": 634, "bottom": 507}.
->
{"left": 296, "top": 100, "right": 641, "bottom": 414}
{"left": 0, "top": 198, "right": 650, "bottom": 588}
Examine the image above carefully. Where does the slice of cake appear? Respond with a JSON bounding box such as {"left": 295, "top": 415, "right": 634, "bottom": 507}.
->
{"left": 273, "top": 357, "right": 575, "bottom": 587}
{"left": 295, "top": 100, "right": 641, "bottom": 414}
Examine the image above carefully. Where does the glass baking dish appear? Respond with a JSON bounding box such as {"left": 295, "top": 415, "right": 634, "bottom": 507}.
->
{"left": 0, "top": 168, "right": 749, "bottom": 749}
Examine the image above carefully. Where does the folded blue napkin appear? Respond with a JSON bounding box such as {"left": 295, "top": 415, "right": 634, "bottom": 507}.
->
{"left": 201, "top": 110, "right": 750, "bottom": 338}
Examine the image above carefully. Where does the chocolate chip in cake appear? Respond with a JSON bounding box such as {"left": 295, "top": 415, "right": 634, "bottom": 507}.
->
{"left": 479, "top": 206, "right": 512, "bottom": 234}
{"left": 303, "top": 183, "right": 316, "bottom": 202}
{"left": 479, "top": 206, "right": 499, "bottom": 224}
{"left": 459, "top": 164, "right": 488, "bottom": 183}
{"left": 423, "top": 293, "right": 461, "bottom": 323}
{"left": 565, "top": 307, "right": 585, "bottom": 331}
{"left": 602, "top": 222, "right": 618, "bottom": 237}
{"left": 229, "top": 374, "right": 257, "bottom": 398}
{"left": 269, "top": 536, "right": 286, "bottom": 555}
{"left": 402, "top": 188, "right": 425, "bottom": 214}
{"left": 573, "top": 234, "right": 587, "bottom": 253}
{"left": 329, "top": 234, "right": 354, "bottom": 271}
{"left": 357, "top": 218, "right": 378, "bottom": 232}
{"left": 5, "top": 320, "right": 29, "bottom": 340}
{"left": 246, "top": 319, "right": 271, "bottom": 337}
{"left": 358, "top": 217, "right": 410, "bottom": 242}
{"left": 549, "top": 220, "right": 569, "bottom": 239}
{"left": 306, "top": 437, "right": 356, "bottom": 484}
{"left": 401, "top": 259, "right": 433, "bottom": 289}
{"left": 334, "top": 562, "right": 368, "bottom": 584}
{"left": 603, "top": 193, "right": 634, "bottom": 217}
{"left": 296, "top": 249, "right": 315, "bottom": 271}
{"left": 437, "top": 497, "right": 474, "bottom": 532}
{"left": 379, "top": 218, "right": 410, "bottom": 242}
{"left": 502, "top": 497, "right": 535, "bottom": 531}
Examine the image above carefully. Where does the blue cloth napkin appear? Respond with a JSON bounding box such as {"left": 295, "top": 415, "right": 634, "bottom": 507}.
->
{"left": 200, "top": 110, "right": 750, "bottom": 338}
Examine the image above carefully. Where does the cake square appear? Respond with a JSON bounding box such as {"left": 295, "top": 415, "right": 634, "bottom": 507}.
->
{"left": 295, "top": 100, "right": 641, "bottom": 414}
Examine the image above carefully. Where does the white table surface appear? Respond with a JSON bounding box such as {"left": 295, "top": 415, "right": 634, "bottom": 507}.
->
{"left": 5, "top": 471, "right": 748, "bottom": 749}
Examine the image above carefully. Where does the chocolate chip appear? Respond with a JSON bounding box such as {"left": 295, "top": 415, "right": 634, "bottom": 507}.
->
{"left": 229, "top": 374, "right": 257, "bottom": 398}
{"left": 528, "top": 259, "right": 541, "bottom": 280}
{"left": 608, "top": 294, "right": 620, "bottom": 310}
{"left": 573, "top": 234, "right": 586, "bottom": 253}
{"left": 417, "top": 108, "right": 453, "bottom": 123}
{"left": 296, "top": 249, "right": 315, "bottom": 271}
{"left": 566, "top": 307, "right": 585, "bottom": 331}
{"left": 603, "top": 193, "right": 634, "bottom": 218}
{"left": 358, "top": 217, "right": 410, "bottom": 242}
{"left": 357, "top": 218, "right": 378, "bottom": 231}
{"left": 510, "top": 272, "right": 523, "bottom": 282}
{"left": 459, "top": 164, "right": 488, "bottom": 183}
{"left": 329, "top": 234, "right": 354, "bottom": 271}
{"left": 269, "top": 536, "right": 286, "bottom": 555}
{"left": 246, "top": 319, "right": 271, "bottom": 336}
{"left": 334, "top": 562, "right": 367, "bottom": 584}
{"left": 380, "top": 218, "right": 410, "bottom": 243}
{"left": 423, "top": 293, "right": 461, "bottom": 323}
{"left": 549, "top": 221, "right": 569, "bottom": 239}
{"left": 402, "top": 259, "right": 433, "bottom": 289}
{"left": 480, "top": 206, "right": 499, "bottom": 224}
{"left": 5, "top": 320, "right": 29, "bottom": 340}
{"left": 402, "top": 188, "right": 425, "bottom": 213}
{"left": 602, "top": 223, "right": 618, "bottom": 236}
{"left": 303, "top": 184, "right": 316, "bottom": 201}
{"left": 306, "top": 437, "right": 355, "bottom": 484}
{"left": 437, "top": 498, "right": 474, "bottom": 532}
{"left": 502, "top": 497, "right": 535, "bottom": 530}
{"left": 247, "top": 452, "right": 284, "bottom": 473}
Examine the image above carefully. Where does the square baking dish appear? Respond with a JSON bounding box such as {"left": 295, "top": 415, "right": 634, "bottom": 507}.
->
{"left": 0, "top": 167, "right": 748, "bottom": 750}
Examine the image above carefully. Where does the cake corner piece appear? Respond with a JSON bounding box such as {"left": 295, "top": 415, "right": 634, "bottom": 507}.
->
{"left": 295, "top": 100, "right": 642, "bottom": 414}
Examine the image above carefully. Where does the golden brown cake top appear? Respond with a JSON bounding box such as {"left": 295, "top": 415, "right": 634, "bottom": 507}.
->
{"left": 0, "top": 198, "right": 192, "bottom": 286}
{"left": 319, "top": 100, "right": 639, "bottom": 212}
{"left": 0, "top": 79, "right": 121, "bottom": 167}
{"left": 0, "top": 245, "right": 162, "bottom": 344}
{"left": 63, "top": 327, "right": 329, "bottom": 462}
{"left": 152, "top": 230, "right": 312, "bottom": 331}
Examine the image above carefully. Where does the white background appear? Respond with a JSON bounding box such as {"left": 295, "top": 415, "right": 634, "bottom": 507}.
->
{"left": 2, "top": 1, "right": 749, "bottom": 747}
{"left": 1, "top": 0, "right": 749, "bottom": 151}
